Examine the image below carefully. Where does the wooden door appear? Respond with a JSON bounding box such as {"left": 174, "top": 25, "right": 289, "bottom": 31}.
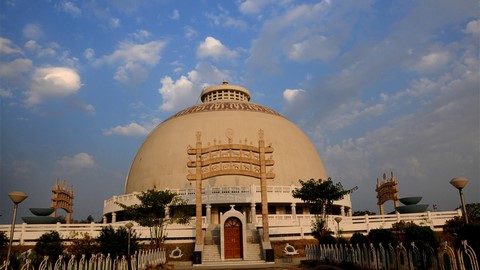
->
{"left": 224, "top": 217, "right": 242, "bottom": 259}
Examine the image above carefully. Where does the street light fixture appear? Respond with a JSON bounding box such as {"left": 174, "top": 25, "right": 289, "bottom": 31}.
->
{"left": 334, "top": 216, "right": 343, "bottom": 237}
{"left": 125, "top": 222, "right": 134, "bottom": 270}
{"left": 6, "top": 191, "right": 28, "bottom": 269}
{"left": 450, "top": 177, "right": 469, "bottom": 224}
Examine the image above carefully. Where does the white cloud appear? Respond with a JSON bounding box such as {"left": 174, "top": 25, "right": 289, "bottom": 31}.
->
{"left": 56, "top": 153, "right": 94, "bottom": 172}
{"left": 24, "top": 40, "right": 59, "bottom": 57}
{"left": 0, "top": 37, "right": 23, "bottom": 55}
{"left": 68, "top": 98, "right": 96, "bottom": 115}
{"left": 464, "top": 20, "right": 480, "bottom": 35}
{"left": 103, "top": 118, "right": 160, "bottom": 137}
{"left": 184, "top": 26, "right": 197, "bottom": 39}
{"left": 84, "top": 48, "right": 95, "bottom": 60}
{"left": 288, "top": 35, "right": 339, "bottom": 61}
{"left": 130, "top": 30, "right": 152, "bottom": 41}
{"left": 388, "top": 78, "right": 438, "bottom": 101}
{"left": 158, "top": 75, "right": 196, "bottom": 111}
{"left": 238, "top": 0, "right": 276, "bottom": 14}
{"left": 159, "top": 62, "right": 230, "bottom": 111}
{"left": 170, "top": 9, "right": 180, "bottom": 20}
{"left": 204, "top": 11, "right": 247, "bottom": 30}
{"left": 98, "top": 40, "right": 166, "bottom": 84}
{"left": 24, "top": 40, "right": 39, "bottom": 51}
{"left": 326, "top": 103, "right": 385, "bottom": 131}
{"left": 26, "top": 67, "right": 82, "bottom": 106}
{"left": 23, "top": 24, "right": 43, "bottom": 39}
{"left": 283, "top": 88, "right": 305, "bottom": 104}
{"left": 110, "top": 17, "right": 121, "bottom": 28}
{"left": 412, "top": 51, "right": 450, "bottom": 73}
{"left": 57, "top": 1, "right": 81, "bottom": 16}
{"left": 0, "top": 58, "right": 33, "bottom": 84}
{"left": 249, "top": 1, "right": 336, "bottom": 72}
{"left": 84, "top": 104, "right": 96, "bottom": 115}
{"left": 197, "top": 37, "right": 237, "bottom": 60}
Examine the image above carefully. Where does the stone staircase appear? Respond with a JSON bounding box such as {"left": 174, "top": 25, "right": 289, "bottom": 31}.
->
{"left": 201, "top": 226, "right": 265, "bottom": 264}
{"left": 244, "top": 242, "right": 263, "bottom": 261}
{"left": 203, "top": 244, "right": 221, "bottom": 262}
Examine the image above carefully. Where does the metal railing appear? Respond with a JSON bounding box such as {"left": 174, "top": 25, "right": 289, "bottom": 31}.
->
{"left": 1, "top": 248, "right": 166, "bottom": 270}
{"left": 305, "top": 240, "right": 478, "bottom": 270}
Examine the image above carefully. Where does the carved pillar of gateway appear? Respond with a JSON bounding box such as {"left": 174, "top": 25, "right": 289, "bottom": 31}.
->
{"left": 187, "top": 129, "right": 275, "bottom": 247}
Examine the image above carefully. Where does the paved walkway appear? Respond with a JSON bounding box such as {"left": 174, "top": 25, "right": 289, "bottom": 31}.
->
{"left": 171, "top": 262, "right": 342, "bottom": 270}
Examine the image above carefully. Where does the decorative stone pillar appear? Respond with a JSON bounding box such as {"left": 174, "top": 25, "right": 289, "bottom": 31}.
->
{"left": 250, "top": 203, "right": 256, "bottom": 224}
{"left": 112, "top": 212, "right": 117, "bottom": 223}
{"left": 340, "top": 206, "right": 345, "bottom": 216}
{"left": 206, "top": 204, "right": 212, "bottom": 225}
{"left": 348, "top": 208, "right": 352, "bottom": 217}
{"left": 291, "top": 203, "right": 296, "bottom": 219}
{"left": 103, "top": 215, "right": 107, "bottom": 224}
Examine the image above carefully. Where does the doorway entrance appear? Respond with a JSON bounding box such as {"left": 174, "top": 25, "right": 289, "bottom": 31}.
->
{"left": 224, "top": 217, "right": 242, "bottom": 259}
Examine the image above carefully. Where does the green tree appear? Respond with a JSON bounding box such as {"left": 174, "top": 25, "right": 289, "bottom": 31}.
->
{"left": 350, "top": 232, "right": 370, "bottom": 246}
{"left": 466, "top": 203, "right": 480, "bottom": 224}
{"left": 97, "top": 226, "right": 138, "bottom": 257}
{"left": 34, "top": 231, "right": 64, "bottom": 263}
{"left": 0, "top": 231, "right": 7, "bottom": 259}
{"left": 66, "top": 232, "right": 98, "bottom": 258}
{"left": 292, "top": 178, "right": 357, "bottom": 241}
{"left": 444, "top": 216, "right": 480, "bottom": 255}
{"left": 79, "top": 215, "right": 95, "bottom": 223}
{"left": 393, "top": 221, "right": 438, "bottom": 249}
{"left": 118, "top": 189, "right": 194, "bottom": 247}
{"left": 367, "top": 229, "right": 397, "bottom": 248}
{"left": 353, "top": 210, "right": 376, "bottom": 216}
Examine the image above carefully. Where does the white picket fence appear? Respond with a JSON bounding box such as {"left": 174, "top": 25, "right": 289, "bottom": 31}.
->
{"left": 1, "top": 248, "right": 166, "bottom": 270}
{"left": 305, "top": 240, "right": 479, "bottom": 270}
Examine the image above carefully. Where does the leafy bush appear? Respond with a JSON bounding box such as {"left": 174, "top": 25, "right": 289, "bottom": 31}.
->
{"left": 318, "top": 234, "right": 337, "bottom": 245}
{"left": 0, "top": 231, "right": 7, "bottom": 262}
{"left": 337, "top": 237, "right": 348, "bottom": 245}
{"left": 444, "top": 217, "right": 480, "bottom": 255}
{"left": 97, "top": 226, "right": 138, "bottom": 258}
{"left": 349, "top": 232, "right": 369, "bottom": 246}
{"left": 393, "top": 221, "right": 438, "bottom": 249}
{"left": 368, "top": 229, "right": 397, "bottom": 248}
{"left": 35, "top": 231, "right": 64, "bottom": 262}
{"left": 66, "top": 232, "right": 98, "bottom": 259}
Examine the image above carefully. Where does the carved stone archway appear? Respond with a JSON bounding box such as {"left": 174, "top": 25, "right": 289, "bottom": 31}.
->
{"left": 375, "top": 172, "right": 399, "bottom": 215}
{"left": 51, "top": 179, "right": 74, "bottom": 224}
{"left": 187, "top": 129, "right": 274, "bottom": 261}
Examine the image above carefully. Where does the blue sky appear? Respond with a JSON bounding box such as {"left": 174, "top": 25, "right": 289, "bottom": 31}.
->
{"left": 1, "top": 0, "right": 478, "bottom": 223}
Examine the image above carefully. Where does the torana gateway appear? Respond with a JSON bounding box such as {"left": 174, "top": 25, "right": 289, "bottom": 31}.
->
{"left": 103, "top": 81, "right": 352, "bottom": 263}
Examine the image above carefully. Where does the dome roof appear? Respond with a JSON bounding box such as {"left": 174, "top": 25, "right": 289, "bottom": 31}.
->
{"left": 125, "top": 82, "right": 327, "bottom": 193}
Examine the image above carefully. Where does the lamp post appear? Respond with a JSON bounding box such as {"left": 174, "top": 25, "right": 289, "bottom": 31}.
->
{"left": 6, "top": 191, "right": 28, "bottom": 269}
{"left": 125, "top": 222, "right": 133, "bottom": 270}
{"left": 450, "top": 177, "right": 469, "bottom": 224}
{"left": 334, "top": 216, "right": 343, "bottom": 237}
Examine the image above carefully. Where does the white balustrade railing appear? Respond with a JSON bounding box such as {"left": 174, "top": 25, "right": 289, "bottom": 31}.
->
{"left": 103, "top": 185, "right": 350, "bottom": 210}
{"left": 257, "top": 210, "right": 461, "bottom": 237}
{"left": 1, "top": 210, "right": 461, "bottom": 245}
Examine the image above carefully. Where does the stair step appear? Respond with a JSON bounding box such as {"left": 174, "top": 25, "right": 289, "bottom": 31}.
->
{"left": 202, "top": 239, "right": 263, "bottom": 262}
